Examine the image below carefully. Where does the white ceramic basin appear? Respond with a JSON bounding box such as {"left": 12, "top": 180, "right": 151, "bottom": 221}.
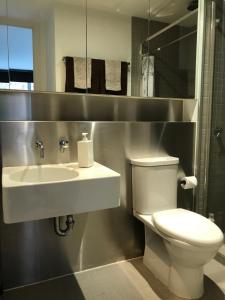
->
{"left": 2, "top": 162, "right": 120, "bottom": 223}
{"left": 9, "top": 165, "right": 79, "bottom": 183}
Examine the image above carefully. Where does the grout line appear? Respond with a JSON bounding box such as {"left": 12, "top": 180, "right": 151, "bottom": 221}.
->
{"left": 74, "top": 256, "right": 143, "bottom": 275}
{"left": 215, "top": 253, "right": 225, "bottom": 266}
{"left": 4, "top": 272, "right": 75, "bottom": 292}
{"left": 215, "top": 243, "right": 225, "bottom": 266}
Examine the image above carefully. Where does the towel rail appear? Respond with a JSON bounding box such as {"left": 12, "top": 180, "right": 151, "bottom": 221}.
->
{"left": 62, "top": 56, "right": 130, "bottom": 66}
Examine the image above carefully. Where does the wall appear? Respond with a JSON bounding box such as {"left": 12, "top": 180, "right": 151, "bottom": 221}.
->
{"left": 0, "top": 0, "right": 6, "bottom": 19}
{"left": 0, "top": 91, "right": 184, "bottom": 122}
{"left": 53, "top": 4, "right": 86, "bottom": 92}
{"left": 178, "top": 28, "right": 197, "bottom": 98}
{"left": 0, "top": 91, "right": 195, "bottom": 289}
{"left": 0, "top": 121, "right": 195, "bottom": 289}
{"left": 53, "top": 4, "right": 131, "bottom": 93}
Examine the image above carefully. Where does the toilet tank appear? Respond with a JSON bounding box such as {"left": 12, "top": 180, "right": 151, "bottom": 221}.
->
{"left": 131, "top": 156, "right": 179, "bottom": 214}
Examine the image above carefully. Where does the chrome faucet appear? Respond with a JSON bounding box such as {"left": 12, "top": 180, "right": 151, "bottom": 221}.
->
{"left": 59, "top": 138, "right": 69, "bottom": 153}
{"left": 35, "top": 140, "right": 44, "bottom": 158}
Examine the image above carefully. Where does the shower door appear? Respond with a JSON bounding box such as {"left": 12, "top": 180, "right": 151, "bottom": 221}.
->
{"left": 207, "top": 0, "right": 225, "bottom": 233}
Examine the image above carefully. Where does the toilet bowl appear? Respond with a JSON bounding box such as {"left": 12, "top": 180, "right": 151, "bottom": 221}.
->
{"left": 131, "top": 156, "right": 224, "bottom": 299}
{"left": 137, "top": 209, "right": 223, "bottom": 299}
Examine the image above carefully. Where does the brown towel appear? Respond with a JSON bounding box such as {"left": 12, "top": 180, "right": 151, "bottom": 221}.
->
{"left": 65, "top": 57, "right": 128, "bottom": 95}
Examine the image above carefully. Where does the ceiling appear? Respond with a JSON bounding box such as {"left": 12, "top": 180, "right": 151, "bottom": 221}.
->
{"left": 0, "top": 0, "right": 192, "bottom": 23}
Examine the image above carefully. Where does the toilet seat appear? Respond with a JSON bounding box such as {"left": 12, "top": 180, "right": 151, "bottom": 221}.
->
{"left": 134, "top": 211, "right": 199, "bottom": 250}
{"left": 152, "top": 208, "right": 224, "bottom": 248}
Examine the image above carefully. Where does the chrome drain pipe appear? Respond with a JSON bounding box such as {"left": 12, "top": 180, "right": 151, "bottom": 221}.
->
{"left": 54, "top": 215, "right": 75, "bottom": 237}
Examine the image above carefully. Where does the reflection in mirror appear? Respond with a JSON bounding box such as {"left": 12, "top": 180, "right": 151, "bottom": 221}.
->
{"left": 132, "top": 0, "right": 198, "bottom": 98}
{"left": 1, "top": 0, "right": 198, "bottom": 99}
{"left": 80, "top": 1, "right": 151, "bottom": 96}
{"left": 0, "top": 0, "right": 9, "bottom": 89}
{"left": 3, "top": 0, "right": 86, "bottom": 92}
{"left": 8, "top": 26, "right": 33, "bottom": 91}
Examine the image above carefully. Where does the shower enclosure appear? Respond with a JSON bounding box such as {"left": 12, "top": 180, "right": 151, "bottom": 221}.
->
{"left": 198, "top": 0, "right": 225, "bottom": 234}
{"left": 207, "top": 0, "right": 225, "bottom": 233}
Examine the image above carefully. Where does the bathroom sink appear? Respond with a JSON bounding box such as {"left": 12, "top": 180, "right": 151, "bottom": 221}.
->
{"left": 8, "top": 165, "right": 79, "bottom": 183}
{"left": 2, "top": 162, "right": 120, "bottom": 223}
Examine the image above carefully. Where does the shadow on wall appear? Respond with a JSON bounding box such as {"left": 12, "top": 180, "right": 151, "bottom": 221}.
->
{"left": 0, "top": 210, "right": 89, "bottom": 289}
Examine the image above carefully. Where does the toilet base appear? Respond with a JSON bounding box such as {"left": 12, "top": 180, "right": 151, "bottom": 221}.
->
{"left": 143, "top": 225, "right": 204, "bottom": 299}
{"left": 168, "top": 263, "right": 204, "bottom": 299}
{"left": 143, "top": 228, "right": 170, "bottom": 287}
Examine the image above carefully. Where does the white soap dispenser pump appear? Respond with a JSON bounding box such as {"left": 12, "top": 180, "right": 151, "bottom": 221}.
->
{"left": 77, "top": 132, "right": 94, "bottom": 168}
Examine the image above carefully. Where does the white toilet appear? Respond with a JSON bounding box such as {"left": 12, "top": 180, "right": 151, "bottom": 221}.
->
{"left": 131, "top": 156, "right": 224, "bottom": 299}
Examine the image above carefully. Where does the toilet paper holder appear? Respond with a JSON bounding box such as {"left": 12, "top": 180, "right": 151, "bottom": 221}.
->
{"left": 180, "top": 176, "right": 198, "bottom": 189}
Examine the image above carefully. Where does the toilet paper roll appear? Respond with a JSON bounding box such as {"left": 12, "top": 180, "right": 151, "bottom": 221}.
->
{"left": 181, "top": 176, "right": 198, "bottom": 189}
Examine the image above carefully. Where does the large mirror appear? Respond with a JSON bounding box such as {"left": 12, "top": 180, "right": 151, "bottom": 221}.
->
{"left": 0, "top": 0, "right": 9, "bottom": 87}
{"left": 1, "top": 0, "right": 86, "bottom": 92}
{"left": 0, "top": 0, "right": 198, "bottom": 98}
{"left": 146, "top": 6, "right": 197, "bottom": 98}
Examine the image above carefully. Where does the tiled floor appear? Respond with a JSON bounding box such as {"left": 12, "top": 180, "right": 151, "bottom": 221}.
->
{"left": 218, "top": 245, "right": 225, "bottom": 257}
{"left": 3, "top": 258, "right": 225, "bottom": 300}
{"left": 204, "top": 259, "right": 225, "bottom": 294}
{"left": 216, "top": 244, "right": 225, "bottom": 265}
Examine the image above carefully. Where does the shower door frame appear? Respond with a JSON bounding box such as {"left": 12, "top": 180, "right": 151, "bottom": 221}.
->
{"left": 196, "top": 0, "right": 216, "bottom": 216}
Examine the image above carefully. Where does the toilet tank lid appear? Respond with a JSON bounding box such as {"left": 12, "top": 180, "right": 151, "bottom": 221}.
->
{"left": 130, "top": 156, "right": 179, "bottom": 166}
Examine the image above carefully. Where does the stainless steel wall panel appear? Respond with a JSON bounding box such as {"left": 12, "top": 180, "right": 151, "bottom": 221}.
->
{"left": 0, "top": 121, "right": 194, "bottom": 288}
{"left": 0, "top": 91, "right": 184, "bottom": 121}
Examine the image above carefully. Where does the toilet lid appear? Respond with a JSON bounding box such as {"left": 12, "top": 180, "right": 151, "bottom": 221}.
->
{"left": 152, "top": 209, "right": 224, "bottom": 247}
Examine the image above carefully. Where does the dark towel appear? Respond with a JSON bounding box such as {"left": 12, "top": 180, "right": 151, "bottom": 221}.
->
{"left": 65, "top": 56, "right": 128, "bottom": 95}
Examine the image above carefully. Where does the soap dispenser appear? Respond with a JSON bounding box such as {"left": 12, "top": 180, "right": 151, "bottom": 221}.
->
{"left": 77, "top": 132, "right": 94, "bottom": 167}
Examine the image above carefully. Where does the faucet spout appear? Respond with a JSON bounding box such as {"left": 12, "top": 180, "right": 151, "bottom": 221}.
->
{"left": 35, "top": 140, "right": 44, "bottom": 158}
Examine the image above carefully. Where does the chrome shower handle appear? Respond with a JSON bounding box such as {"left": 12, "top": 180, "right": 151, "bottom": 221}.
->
{"left": 214, "top": 127, "right": 223, "bottom": 138}
{"left": 35, "top": 140, "right": 44, "bottom": 158}
{"left": 59, "top": 138, "right": 69, "bottom": 152}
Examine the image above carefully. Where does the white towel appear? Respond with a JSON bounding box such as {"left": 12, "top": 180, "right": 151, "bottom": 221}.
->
{"left": 105, "top": 60, "right": 121, "bottom": 91}
{"left": 141, "top": 56, "right": 154, "bottom": 97}
{"left": 74, "top": 57, "right": 91, "bottom": 89}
